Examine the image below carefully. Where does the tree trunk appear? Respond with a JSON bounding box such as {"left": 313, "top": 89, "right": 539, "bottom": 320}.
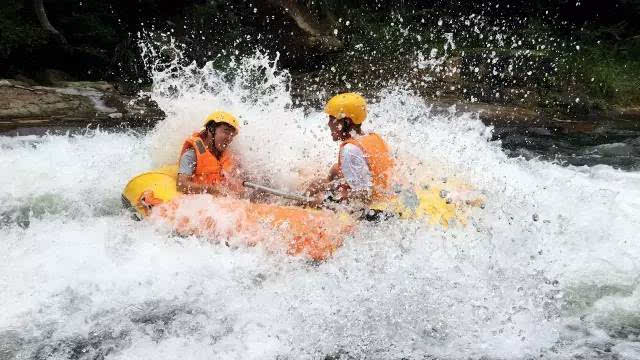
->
{"left": 269, "top": 0, "right": 322, "bottom": 36}
{"left": 33, "top": 0, "right": 68, "bottom": 45}
{"left": 266, "top": 0, "right": 342, "bottom": 51}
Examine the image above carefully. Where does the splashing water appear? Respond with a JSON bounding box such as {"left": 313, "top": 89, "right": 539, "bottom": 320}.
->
{"left": 1, "top": 47, "right": 640, "bottom": 360}
{"left": 141, "top": 39, "right": 331, "bottom": 189}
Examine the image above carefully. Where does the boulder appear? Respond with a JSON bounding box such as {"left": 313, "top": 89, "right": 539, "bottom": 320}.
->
{"left": 0, "top": 80, "right": 165, "bottom": 133}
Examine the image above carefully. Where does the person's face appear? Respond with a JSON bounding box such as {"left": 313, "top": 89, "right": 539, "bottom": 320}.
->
{"left": 209, "top": 123, "right": 237, "bottom": 153}
{"left": 328, "top": 115, "right": 346, "bottom": 142}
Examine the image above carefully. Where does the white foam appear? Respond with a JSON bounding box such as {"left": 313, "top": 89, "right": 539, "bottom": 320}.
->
{"left": 1, "top": 50, "right": 640, "bottom": 359}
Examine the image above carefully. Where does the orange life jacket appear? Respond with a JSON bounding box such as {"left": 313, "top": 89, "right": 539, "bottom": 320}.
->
{"left": 338, "top": 133, "right": 394, "bottom": 201}
{"left": 180, "top": 132, "right": 236, "bottom": 186}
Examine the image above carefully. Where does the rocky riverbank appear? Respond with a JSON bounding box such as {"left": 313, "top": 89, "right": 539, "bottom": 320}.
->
{"left": 3, "top": 1, "right": 639, "bottom": 140}
{"left": 2, "top": 76, "right": 639, "bottom": 139}
{"left": 0, "top": 79, "right": 164, "bottom": 135}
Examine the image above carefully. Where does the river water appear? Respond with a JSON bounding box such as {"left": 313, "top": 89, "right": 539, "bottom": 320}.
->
{"left": 1, "top": 53, "right": 640, "bottom": 359}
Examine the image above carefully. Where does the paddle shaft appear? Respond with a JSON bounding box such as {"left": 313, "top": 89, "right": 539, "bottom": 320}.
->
{"left": 243, "top": 181, "right": 312, "bottom": 202}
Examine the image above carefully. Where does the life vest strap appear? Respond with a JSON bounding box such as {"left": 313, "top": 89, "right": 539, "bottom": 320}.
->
{"left": 193, "top": 138, "right": 207, "bottom": 155}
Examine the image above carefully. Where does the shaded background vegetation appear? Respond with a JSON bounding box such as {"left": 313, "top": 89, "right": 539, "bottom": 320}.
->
{"left": 1, "top": 0, "right": 639, "bottom": 107}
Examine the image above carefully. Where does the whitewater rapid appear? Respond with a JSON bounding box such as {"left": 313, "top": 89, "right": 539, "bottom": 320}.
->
{"left": 1, "top": 53, "right": 640, "bottom": 359}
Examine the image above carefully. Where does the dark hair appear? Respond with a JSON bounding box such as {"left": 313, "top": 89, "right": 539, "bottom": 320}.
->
{"left": 205, "top": 121, "right": 219, "bottom": 133}
{"left": 343, "top": 118, "right": 363, "bottom": 136}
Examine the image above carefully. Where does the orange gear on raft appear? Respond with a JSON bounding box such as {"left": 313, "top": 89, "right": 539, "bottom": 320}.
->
{"left": 136, "top": 190, "right": 166, "bottom": 217}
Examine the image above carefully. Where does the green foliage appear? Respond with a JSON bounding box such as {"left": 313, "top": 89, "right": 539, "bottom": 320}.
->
{"left": 1, "top": 0, "right": 639, "bottom": 110}
{"left": 568, "top": 34, "right": 640, "bottom": 106}
{"left": 182, "top": 3, "right": 255, "bottom": 62}
{"left": 0, "top": 3, "right": 48, "bottom": 60}
{"left": 579, "top": 50, "right": 640, "bottom": 106}
{"left": 60, "top": 13, "right": 118, "bottom": 48}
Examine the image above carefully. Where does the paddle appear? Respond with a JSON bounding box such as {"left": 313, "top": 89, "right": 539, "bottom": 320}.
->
{"left": 243, "top": 181, "right": 313, "bottom": 203}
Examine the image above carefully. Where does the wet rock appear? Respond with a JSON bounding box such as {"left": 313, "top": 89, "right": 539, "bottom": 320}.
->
{"left": 35, "top": 69, "right": 74, "bottom": 85}
{"left": 585, "top": 143, "right": 635, "bottom": 157}
{"left": 0, "top": 84, "right": 95, "bottom": 119}
{"left": 0, "top": 79, "right": 31, "bottom": 88}
{"left": 613, "top": 106, "right": 640, "bottom": 122}
{"left": 0, "top": 79, "right": 165, "bottom": 133}
{"left": 14, "top": 74, "right": 38, "bottom": 86}
{"left": 425, "top": 98, "right": 543, "bottom": 126}
{"left": 58, "top": 81, "right": 115, "bottom": 92}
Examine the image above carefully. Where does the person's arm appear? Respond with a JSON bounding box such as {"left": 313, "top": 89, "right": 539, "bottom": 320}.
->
{"left": 221, "top": 165, "right": 246, "bottom": 195}
{"left": 328, "top": 163, "right": 342, "bottom": 181}
{"left": 176, "top": 149, "right": 221, "bottom": 195}
{"left": 177, "top": 174, "right": 222, "bottom": 194}
{"left": 306, "top": 162, "right": 343, "bottom": 197}
{"left": 305, "top": 145, "right": 373, "bottom": 207}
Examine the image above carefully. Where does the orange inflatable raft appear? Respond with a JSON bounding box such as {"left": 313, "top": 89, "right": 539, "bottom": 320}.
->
{"left": 122, "top": 164, "right": 486, "bottom": 260}
{"left": 122, "top": 165, "right": 354, "bottom": 261}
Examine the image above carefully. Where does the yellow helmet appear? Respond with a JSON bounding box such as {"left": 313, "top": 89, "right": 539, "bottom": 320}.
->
{"left": 324, "top": 92, "right": 367, "bottom": 125}
{"left": 203, "top": 110, "right": 239, "bottom": 130}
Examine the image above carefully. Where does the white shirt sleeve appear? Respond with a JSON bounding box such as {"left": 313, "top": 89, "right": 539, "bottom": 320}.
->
{"left": 178, "top": 148, "right": 196, "bottom": 175}
{"left": 340, "top": 143, "right": 373, "bottom": 194}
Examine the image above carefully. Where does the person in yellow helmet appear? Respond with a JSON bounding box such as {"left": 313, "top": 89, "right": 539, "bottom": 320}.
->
{"left": 177, "top": 110, "right": 244, "bottom": 195}
{"left": 306, "top": 93, "right": 394, "bottom": 215}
